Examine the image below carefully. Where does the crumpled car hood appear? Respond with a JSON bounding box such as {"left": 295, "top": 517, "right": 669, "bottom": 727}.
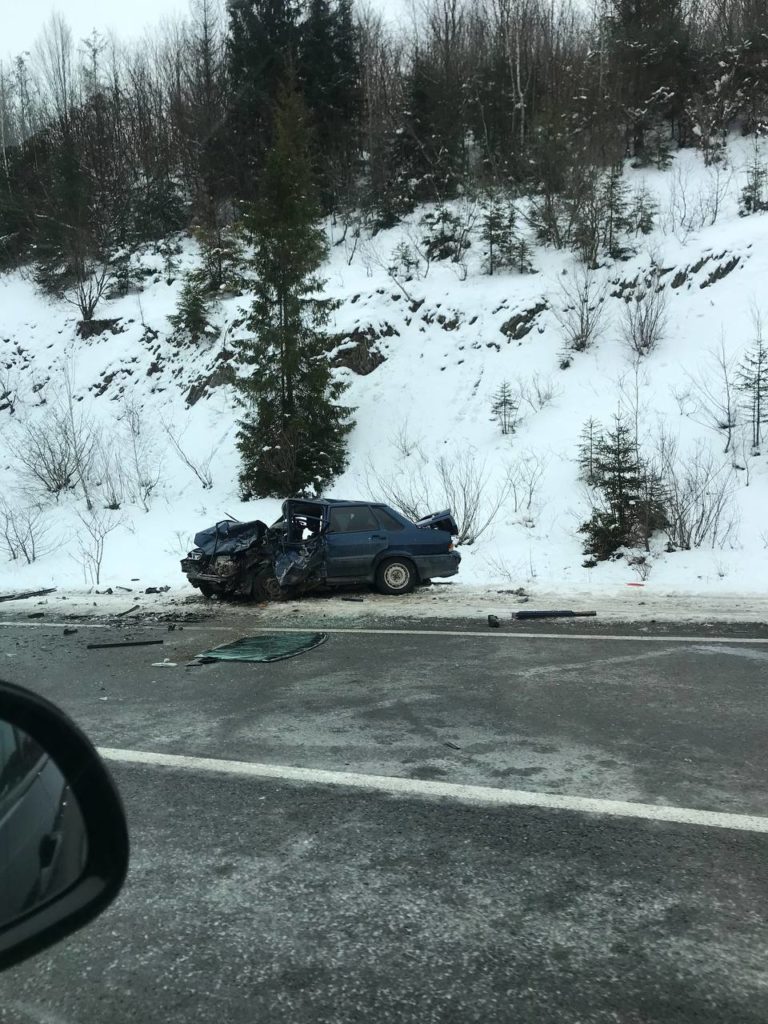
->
{"left": 193, "top": 519, "right": 269, "bottom": 557}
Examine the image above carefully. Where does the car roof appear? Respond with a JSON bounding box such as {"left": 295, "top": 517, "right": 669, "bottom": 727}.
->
{"left": 286, "top": 498, "right": 384, "bottom": 508}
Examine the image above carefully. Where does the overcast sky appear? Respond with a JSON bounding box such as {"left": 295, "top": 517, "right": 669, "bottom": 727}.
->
{"left": 2, "top": 0, "right": 415, "bottom": 63}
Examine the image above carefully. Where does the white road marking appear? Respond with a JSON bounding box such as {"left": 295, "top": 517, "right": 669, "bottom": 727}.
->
{"left": 98, "top": 747, "right": 768, "bottom": 835}
{"left": 4, "top": 620, "right": 768, "bottom": 644}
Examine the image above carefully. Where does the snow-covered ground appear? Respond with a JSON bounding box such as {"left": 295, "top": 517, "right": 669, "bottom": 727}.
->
{"left": 1, "top": 138, "right": 767, "bottom": 612}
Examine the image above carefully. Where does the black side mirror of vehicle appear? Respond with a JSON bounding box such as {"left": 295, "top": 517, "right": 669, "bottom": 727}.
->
{"left": 0, "top": 681, "right": 129, "bottom": 971}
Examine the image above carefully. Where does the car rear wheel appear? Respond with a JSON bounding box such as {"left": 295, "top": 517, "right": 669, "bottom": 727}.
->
{"left": 250, "top": 567, "right": 282, "bottom": 602}
{"left": 376, "top": 557, "right": 416, "bottom": 596}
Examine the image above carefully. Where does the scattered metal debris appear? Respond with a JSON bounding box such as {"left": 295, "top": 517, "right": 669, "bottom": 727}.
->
{"left": 87, "top": 639, "right": 164, "bottom": 650}
{"left": 488, "top": 614, "right": 501, "bottom": 628}
{"left": 116, "top": 605, "right": 141, "bottom": 617}
{"left": 0, "top": 588, "right": 56, "bottom": 603}
{"left": 26, "top": 612, "right": 45, "bottom": 619}
{"left": 63, "top": 627, "right": 78, "bottom": 636}
{"left": 514, "top": 610, "right": 597, "bottom": 621}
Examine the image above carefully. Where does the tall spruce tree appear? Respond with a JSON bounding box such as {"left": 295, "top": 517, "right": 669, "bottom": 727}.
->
{"left": 235, "top": 82, "right": 353, "bottom": 499}
{"left": 225, "top": 0, "right": 301, "bottom": 200}
{"left": 300, "top": 0, "right": 361, "bottom": 213}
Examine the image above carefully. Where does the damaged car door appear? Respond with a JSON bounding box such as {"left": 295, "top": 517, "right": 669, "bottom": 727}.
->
{"left": 324, "top": 505, "right": 390, "bottom": 581}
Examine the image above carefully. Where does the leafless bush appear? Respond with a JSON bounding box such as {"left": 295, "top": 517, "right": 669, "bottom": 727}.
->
{"left": 505, "top": 451, "right": 548, "bottom": 520}
{"left": 389, "top": 419, "right": 427, "bottom": 461}
{"left": 621, "top": 268, "right": 668, "bottom": 358}
{"left": 731, "top": 422, "right": 754, "bottom": 487}
{"left": 699, "top": 164, "right": 733, "bottom": 227}
{"left": 662, "top": 163, "right": 733, "bottom": 240}
{"left": 364, "top": 447, "right": 512, "bottom": 545}
{"left": 94, "top": 444, "right": 129, "bottom": 510}
{"left": 12, "top": 368, "right": 101, "bottom": 507}
{"left": 437, "top": 452, "right": 511, "bottom": 544}
{"left": 360, "top": 239, "right": 416, "bottom": 302}
{"left": 663, "top": 166, "right": 701, "bottom": 242}
{"left": 13, "top": 413, "right": 80, "bottom": 497}
{"left": 682, "top": 337, "right": 739, "bottom": 452}
{"left": 517, "top": 374, "right": 561, "bottom": 413}
{"left": 74, "top": 508, "right": 123, "bottom": 585}
{"left": 485, "top": 548, "right": 538, "bottom": 585}
{"left": 165, "top": 530, "right": 194, "bottom": 558}
{"left": 626, "top": 554, "right": 652, "bottom": 582}
{"left": 163, "top": 422, "right": 216, "bottom": 490}
{"left": 65, "top": 264, "right": 112, "bottom": 322}
{"left": 656, "top": 432, "right": 739, "bottom": 550}
{"left": 119, "top": 396, "right": 162, "bottom": 510}
{"left": 552, "top": 266, "right": 608, "bottom": 362}
{"left": 0, "top": 499, "right": 52, "bottom": 564}
{"left": 0, "top": 367, "right": 21, "bottom": 414}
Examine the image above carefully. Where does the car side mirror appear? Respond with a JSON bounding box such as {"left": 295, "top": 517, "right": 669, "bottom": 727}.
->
{"left": 0, "top": 681, "right": 129, "bottom": 971}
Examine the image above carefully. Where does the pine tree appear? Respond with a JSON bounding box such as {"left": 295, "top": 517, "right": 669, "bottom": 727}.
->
{"left": 599, "top": 164, "right": 632, "bottom": 260}
{"left": 481, "top": 190, "right": 517, "bottom": 276}
{"left": 421, "top": 206, "right": 469, "bottom": 263}
{"left": 511, "top": 234, "right": 535, "bottom": 275}
{"left": 629, "top": 185, "right": 657, "bottom": 236}
{"left": 491, "top": 381, "right": 519, "bottom": 436}
{"left": 169, "top": 279, "right": 215, "bottom": 344}
{"left": 235, "top": 82, "right": 354, "bottom": 498}
{"left": 191, "top": 222, "right": 247, "bottom": 296}
{"left": 737, "top": 315, "right": 768, "bottom": 450}
{"left": 580, "top": 413, "right": 645, "bottom": 559}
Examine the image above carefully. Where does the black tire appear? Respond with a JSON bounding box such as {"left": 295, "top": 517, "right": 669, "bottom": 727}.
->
{"left": 250, "top": 567, "right": 282, "bottom": 602}
{"left": 198, "top": 583, "right": 215, "bottom": 598}
{"left": 375, "top": 557, "right": 417, "bottom": 596}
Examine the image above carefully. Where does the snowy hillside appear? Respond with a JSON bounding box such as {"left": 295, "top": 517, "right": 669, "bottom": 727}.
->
{"left": 2, "top": 139, "right": 768, "bottom": 599}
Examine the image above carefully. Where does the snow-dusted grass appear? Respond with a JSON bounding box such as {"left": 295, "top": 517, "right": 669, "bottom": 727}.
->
{"left": 1, "top": 137, "right": 767, "bottom": 602}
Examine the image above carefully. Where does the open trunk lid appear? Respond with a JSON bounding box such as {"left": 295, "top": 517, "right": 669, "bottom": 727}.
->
{"left": 416, "top": 509, "right": 458, "bottom": 536}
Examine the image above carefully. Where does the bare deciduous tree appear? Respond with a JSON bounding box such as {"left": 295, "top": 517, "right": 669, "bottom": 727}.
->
{"left": 621, "top": 266, "right": 668, "bottom": 358}
{"left": 163, "top": 420, "right": 221, "bottom": 490}
{"left": 74, "top": 508, "right": 123, "bottom": 585}
{"left": 552, "top": 266, "right": 609, "bottom": 363}
{"left": 682, "top": 335, "right": 739, "bottom": 452}
{"left": 656, "top": 431, "right": 739, "bottom": 550}
{"left": 0, "top": 499, "right": 52, "bottom": 564}
{"left": 65, "top": 264, "right": 112, "bottom": 322}
{"left": 364, "top": 443, "right": 514, "bottom": 545}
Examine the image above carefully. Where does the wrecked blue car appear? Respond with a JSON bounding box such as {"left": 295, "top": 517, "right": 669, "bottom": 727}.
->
{"left": 181, "top": 499, "right": 461, "bottom": 600}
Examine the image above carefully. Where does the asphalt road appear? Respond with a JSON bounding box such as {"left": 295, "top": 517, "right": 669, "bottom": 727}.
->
{"left": 0, "top": 617, "right": 767, "bottom": 1023}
